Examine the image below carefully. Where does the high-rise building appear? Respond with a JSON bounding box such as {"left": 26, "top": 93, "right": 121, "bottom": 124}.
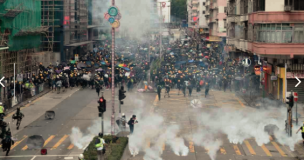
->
{"left": 226, "top": 0, "right": 304, "bottom": 102}
{"left": 205, "top": 0, "right": 227, "bottom": 41}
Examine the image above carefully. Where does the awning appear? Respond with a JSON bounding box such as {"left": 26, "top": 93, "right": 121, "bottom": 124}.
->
{"left": 87, "top": 25, "right": 99, "bottom": 29}
{"left": 65, "top": 41, "right": 94, "bottom": 47}
{"left": 0, "top": 47, "right": 9, "bottom": 51}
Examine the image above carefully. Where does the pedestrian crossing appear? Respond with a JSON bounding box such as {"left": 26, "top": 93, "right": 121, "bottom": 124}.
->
{"left": 144, "top": 136, "right": 295, "bottom": 157}
{"left": 5, "top": 134, "right": 296, "bottom": 158}
{"left": 3, "top": 134, "right": 84, "bottom": 153}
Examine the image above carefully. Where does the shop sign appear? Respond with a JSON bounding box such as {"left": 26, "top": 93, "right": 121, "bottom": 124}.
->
{"left": 254, "top": 65, "right": 261, "bottom": 75}
{"left": 271, "top": 76, "right": 277, "bottom": 81}
{"left": 209, "top": 36, "right": 221, "bottom": 42}
{"left": 286, "top": 72, "right": 304, "bottom": 79}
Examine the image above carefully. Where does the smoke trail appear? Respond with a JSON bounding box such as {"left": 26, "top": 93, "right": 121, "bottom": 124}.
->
{"left": 70, "top": 119, "right": 112, "bottom": 149}
{"left": 191, "top": 103, "right": 301, "bottom": 160}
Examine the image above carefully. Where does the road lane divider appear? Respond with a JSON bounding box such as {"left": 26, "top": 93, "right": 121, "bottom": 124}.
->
{"left": 233, "top": 145, "right": 242, "bottom": 155}
{"left": 51, "top": 135, "right": 68, "bottom": 150}
{"left": 44, "top": 135, "right": 55, "bottom": 147}
{"left": 261, "top": 144, "right": 272, "bottom": 156}
{"left": 67, "top": 144, "right": 74, "bottom": 150}
{"left": 188, "top": 141, "right": 195, "bottom": 153}
{"left": 146, "top": 140, "right": 150, "bottom": 148}
{"left": 244, "top": 140, "right": 256, "bottom": 155}
{"left": 12, "top": 135, "right": 28, "bottom": 150}
{"left": 271, "top": 142, "right": 287, "bottom": 157}
{"left": 220, "top": 147, "right": 226, "bottom": 154}
{"left": 162, "top": 143, "right": 165, "bottom": 151}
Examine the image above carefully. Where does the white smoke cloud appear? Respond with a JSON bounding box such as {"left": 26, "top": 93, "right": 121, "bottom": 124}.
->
{"left": 70, "top": 92, "right": 301, "bottom": 160}
{"left": 190, "top": 104, "right": 302, "bottom": 160}
{"left": 93, "top": 0, "right": 160, "bottom": 40}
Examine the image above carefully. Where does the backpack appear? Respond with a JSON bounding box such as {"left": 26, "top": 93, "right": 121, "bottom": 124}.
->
{"left": 128, "top": 119, "right": 132, "bottom": 125}
{"left": 200, "top": 80, "right": 204, "bottom": 86}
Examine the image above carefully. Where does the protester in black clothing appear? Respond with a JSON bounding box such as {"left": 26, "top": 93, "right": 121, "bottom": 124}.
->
{"left": 157, "top": 85, "right": 162, "bottom": 101}
{"left": 182, "top": 84, "right": 186, "bottom": 97}
{"left": 188, "top": 82, "right": 193, "bottom": 97}
{"left": 205, "top": 82, "right": 210, "bottom": 98}
{"left": 95, "top": 78, "right": 101, "bottom": 97}
{"left": 128, "top": 115, "right": 138, "bottom": 134}
{"left": 296, "top": 122, "right": 304, "bottom": 146}
{"left": 1, "top": 130, "right": 14, "bottom": 156}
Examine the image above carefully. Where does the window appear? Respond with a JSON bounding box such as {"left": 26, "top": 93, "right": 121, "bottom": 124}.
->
{"left": 224, "top": 19, "right": 227, "bottom": 28}
{"left": 203, "top": 11, "right": 205, "bottom": 14}
{"left": 256, "top": 23, "right": 298, "bottom": 43}
{"left": 293, "top": 0, "right": 304, "bottom": 10}
{"left": 253, "top": 0, "right": 265, "bottom": 12}
{"left": 294, "top": 24, "right": 304, "bottom": 43}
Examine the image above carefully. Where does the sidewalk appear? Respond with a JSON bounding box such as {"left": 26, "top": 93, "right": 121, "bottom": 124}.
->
{"left": 5, "top": 88, "right": 79, "bottom": 137}
{"left": 5, "top": 87, "right": 50, "bottom": 116}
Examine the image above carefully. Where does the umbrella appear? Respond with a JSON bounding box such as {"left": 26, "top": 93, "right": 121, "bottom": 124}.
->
{"left": 55, "top": 70, "right": 62, "bottom": 74}
{"left": 188, "top": 60, "right": 194, "bottom": 63}
{"left": 123, "top": 67, "right": 130, "bottom": 71}
{"left": 235, "top": 76, "right": 243, "bottom": 80}
{"left": 70, "top": 60, "right": 76, "bottom": 64}
{"left": 100, "top": 61, "right": 106, "bottom": 65}
{"left": 77, "top": 63, "right": 86, "bottom": 68}
{"left": 175, "top": 61, "right": 186, "bottom": 65}
{"left": 96, "top": 68, "right": 103, "bottom": 71}
{"left": 170, "top": 52, "right": 174, "bottom": 55}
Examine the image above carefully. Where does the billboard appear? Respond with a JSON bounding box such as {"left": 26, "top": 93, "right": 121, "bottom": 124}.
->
{"left": 157, "top": 1, "right": 171, "bottom": 23}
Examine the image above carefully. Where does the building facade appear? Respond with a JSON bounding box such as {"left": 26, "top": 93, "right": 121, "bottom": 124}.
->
{"left": 187, "top": 0, "right": 209, "bottom": 28}
{"left": 226, "top": 0, "right": 304, "bottom": 102}
{"left": 206, "top": 0, "right": 227, "bottom": 40}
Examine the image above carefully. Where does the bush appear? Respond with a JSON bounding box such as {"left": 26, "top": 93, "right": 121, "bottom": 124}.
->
{"left": 83, "top": 135, "right": 128, "bottom": 160}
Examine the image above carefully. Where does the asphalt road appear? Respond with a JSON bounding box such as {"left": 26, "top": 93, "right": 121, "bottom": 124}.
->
{"left": 122, "top": 89, "right": 300, "bottom": 160}
{"left": 0, "top": 86, "right": 300, "bottom": 160}
{"left": 0, "top": 86, "right": 156, "bottom": 160}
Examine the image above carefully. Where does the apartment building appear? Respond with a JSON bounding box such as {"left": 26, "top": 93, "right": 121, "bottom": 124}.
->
{"left": 205, "top": 0, "right": 227, "bottom": 41}
{"left": 226, "top": 0, "right": 304, "bottom": 102}
{"left": 187, "top": 0, "right": 209, "bottom": 36}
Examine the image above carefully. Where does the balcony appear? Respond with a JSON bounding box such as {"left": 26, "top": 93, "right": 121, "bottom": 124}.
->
{"left": 192, "top": 0, "right": 199, "bottom": 5}
{"left": 192, "top": 13, "right": 198, "bottom": 17}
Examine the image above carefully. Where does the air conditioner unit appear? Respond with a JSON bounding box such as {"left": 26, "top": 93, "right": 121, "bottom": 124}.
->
{"left": 284, "top": 5, "right": 292, "bottom": 12}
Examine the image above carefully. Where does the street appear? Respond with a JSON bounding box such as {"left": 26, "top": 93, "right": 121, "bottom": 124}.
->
{"left": 122, "top": 89, "right": 300, "bottom": 160}
{"left": 0, "top": 87, "right": 302, "bottom": 160}
{"left": 0, "top": 87, "right": 155, "bottom": 160}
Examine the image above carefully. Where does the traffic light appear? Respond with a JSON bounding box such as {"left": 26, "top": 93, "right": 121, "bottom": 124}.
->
{"left": 119, "top": 86, "right": 126, "bottom": 104}
{"left": 286, "top": 94, "right": 294, "bottom": 108}
{"left": 98, "top": 97, "right": 106, "bottom": 112}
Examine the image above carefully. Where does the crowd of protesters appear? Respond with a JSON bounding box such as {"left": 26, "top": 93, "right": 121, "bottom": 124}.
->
{"left": 150, "top": 30, "right": 260, "bottom": 99}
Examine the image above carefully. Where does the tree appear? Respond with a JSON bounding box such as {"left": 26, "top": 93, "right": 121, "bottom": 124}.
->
{"left": 171, "top": 0, "right": 187, "bottom": 22}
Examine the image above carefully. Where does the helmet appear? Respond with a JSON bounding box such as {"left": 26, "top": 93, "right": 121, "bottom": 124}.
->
{"left": 98, "top": 133, "right": 103, "bottom": 137}
{"left": 78, "top": 154, "right": 84, "bottom": 159}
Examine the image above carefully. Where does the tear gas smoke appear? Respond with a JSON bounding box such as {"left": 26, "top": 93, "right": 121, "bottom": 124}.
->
{"left": 191, "top": 104, "right": 301, "bottom": 160}
{"left": 129, "top": 114, "right": 189, "bottom": 159}
{"left": 70, "top": 119, "right": 112, "bottom": 149}
{"left": 95, "top": 0, "right": 159, "bottom": 40}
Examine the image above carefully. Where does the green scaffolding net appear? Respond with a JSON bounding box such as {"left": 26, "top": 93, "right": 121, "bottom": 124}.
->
{"left": 0, "top": 0, "right": 41, "bottom": 51}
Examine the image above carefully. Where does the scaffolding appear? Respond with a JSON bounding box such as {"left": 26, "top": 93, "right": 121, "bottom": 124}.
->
{"left": 41, "top": 0, "right": 62, "bottom": 51}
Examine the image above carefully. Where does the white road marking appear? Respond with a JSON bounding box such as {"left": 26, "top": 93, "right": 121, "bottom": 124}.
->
{"left": 30, "top": 156, "right": 36, "bottom": 160}
{"left": 64, "top": 157, "right": 74, "bottom": 159}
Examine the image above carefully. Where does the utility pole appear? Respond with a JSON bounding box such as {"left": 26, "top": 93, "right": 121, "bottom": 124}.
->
{"left": 110, "top": 0, "right": 116, "bottom": 136}
{"left": 159, "top": 2, "right": 162, "bottom": 60}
